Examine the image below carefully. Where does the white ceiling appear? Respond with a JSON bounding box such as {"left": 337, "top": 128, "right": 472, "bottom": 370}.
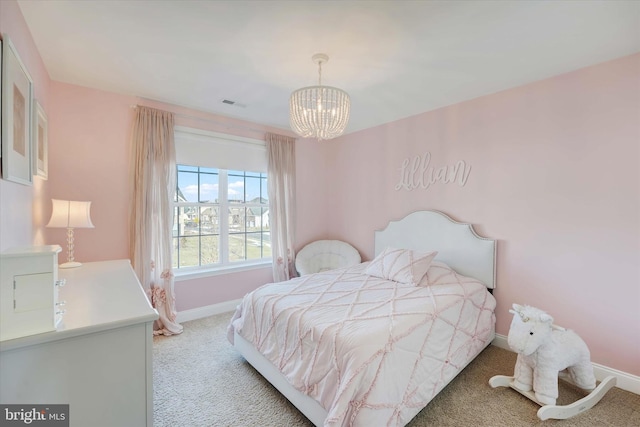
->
{"left": 17, "top": 0, "right": 640, "bottom": 136}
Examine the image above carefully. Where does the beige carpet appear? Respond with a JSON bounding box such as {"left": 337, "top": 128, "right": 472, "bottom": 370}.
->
{"left": 153, "top": 312, "right": 639, "bottom": 426}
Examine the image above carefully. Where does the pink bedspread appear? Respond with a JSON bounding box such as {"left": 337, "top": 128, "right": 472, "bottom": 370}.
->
{"left": 228, "top": 262, "right": 496, "bottom": 427}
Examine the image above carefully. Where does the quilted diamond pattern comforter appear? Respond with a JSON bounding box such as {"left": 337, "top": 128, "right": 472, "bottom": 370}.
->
{"left": 228, "top": 261, "right": 496, "bottom": 427}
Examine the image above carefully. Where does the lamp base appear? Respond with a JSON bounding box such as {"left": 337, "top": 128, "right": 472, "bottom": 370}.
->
{"left": 59, "top": 261, "right": 83, "bottom": 269}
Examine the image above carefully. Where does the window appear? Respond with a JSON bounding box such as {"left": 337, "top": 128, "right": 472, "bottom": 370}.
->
{"left": 172, "top": 127, "right": 271, "bottom": 273}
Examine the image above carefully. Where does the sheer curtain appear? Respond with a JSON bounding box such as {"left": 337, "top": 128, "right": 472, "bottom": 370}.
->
{"left": 129, "top": 106, "right": 183, "bottom": 336}
{"left": 266, "top": 133, "right": 297, "bottom": 282}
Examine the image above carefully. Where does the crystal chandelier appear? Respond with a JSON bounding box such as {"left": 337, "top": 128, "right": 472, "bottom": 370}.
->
{"left": 289, "top": 53, "right": 350, "bottom": 140}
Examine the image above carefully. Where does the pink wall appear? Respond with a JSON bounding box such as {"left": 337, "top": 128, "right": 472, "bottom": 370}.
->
{"left": 294, "top": 139, "right": 331, "bottom": 247}
{"left": 45, "top": 83, "right": 294, "bottom": 311}
{"left": 0, "top": 0, "right": 51, "bottom": 251}
{"left": 46, "top": 82, "right": 136, "bottom": 263}
{"left": 300, "top": 54, "right": 639, "bottom": 375}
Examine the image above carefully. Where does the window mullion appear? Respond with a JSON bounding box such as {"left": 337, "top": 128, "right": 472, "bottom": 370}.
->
{"left": 219, "top": 171, "right": 229, "bottom": 264}
{"left": 174, "top": 161, "right": 269, "bottom": 272}
{"left": 198, "top": 170, "right": 202, "bottom": 266}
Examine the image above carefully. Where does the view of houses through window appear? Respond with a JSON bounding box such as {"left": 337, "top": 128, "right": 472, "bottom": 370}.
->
{"left": 173, "top": 165, "right": 270, "bottom": 269}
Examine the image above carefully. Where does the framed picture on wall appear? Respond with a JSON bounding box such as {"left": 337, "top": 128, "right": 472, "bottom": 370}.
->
{"left": 1, "top": 34, "right": 34, "bottom": 186}
{"left": 33, "top": 101, "right": 48, "bottom": 179}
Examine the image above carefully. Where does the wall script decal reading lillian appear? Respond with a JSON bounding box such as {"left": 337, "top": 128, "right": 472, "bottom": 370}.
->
{"left": 395, "top": 152, "right": 471, "bottom": 191}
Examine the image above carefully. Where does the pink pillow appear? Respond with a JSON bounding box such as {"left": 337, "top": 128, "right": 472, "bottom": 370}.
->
{"left": 365, "top": 247, "right": 437, "bottom": 285}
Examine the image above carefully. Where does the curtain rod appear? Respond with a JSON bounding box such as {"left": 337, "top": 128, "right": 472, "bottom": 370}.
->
{"left": 130, "top": 104, "right": 283, "bottom": 137}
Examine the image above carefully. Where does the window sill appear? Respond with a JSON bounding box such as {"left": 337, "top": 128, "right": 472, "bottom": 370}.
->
{"left": 174, "top": 260, "right": 272, "bottom": 282}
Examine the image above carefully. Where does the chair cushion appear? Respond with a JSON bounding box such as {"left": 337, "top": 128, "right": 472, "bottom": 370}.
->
{"left": 295, "top": 240, "right": 361, "bottom": 276}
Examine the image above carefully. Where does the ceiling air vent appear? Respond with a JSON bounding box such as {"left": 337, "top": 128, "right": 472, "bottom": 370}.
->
{"left": 221, "top": 99, "right": 247, "bottom": 108}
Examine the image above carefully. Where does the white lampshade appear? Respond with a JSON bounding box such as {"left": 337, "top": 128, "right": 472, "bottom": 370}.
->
{"left": 47, "top": 199, "right": 95, "bottom": 229}
{"left": 47, "top": 199, "right": 94, "bottom": 269}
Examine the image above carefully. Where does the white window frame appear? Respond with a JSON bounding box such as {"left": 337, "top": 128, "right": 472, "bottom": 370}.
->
{"left": 173, "top": 128, "right": 271, "bottom": 280}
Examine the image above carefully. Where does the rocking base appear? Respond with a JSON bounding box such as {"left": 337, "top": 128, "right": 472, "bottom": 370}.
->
{"left": 489, "top": 374, "right": 616, "bottom": 420}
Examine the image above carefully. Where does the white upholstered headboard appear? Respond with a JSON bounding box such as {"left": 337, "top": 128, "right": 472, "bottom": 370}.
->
{"left": 374, "top": 210, "right": 497, "bottom": 289}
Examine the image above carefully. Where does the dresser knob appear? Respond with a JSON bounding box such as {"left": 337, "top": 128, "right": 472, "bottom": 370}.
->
{"left": 56, "top": 309, "right": 66, "bottom": 316}
{"left": 55, "top": 279, "right": 67, "bottom": 287}
{"left": 56, "top": 301, "right": 66, "bottom": 306}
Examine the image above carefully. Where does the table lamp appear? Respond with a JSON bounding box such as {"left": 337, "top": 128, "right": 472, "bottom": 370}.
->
{"left": 46, "top": 199, "right": 95, "bottom": 268}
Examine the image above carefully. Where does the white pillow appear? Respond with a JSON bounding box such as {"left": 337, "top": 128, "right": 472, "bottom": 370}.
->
{"left": 416, "top": 261, "right": 452, "bottom": 287}
{"left": 365, "top": 247, "right": 437, "bottom": 285}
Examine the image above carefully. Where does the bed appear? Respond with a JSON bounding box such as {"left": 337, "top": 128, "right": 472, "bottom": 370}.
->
{"left": 228, "top": 210, "right": 497, "bottom": 426}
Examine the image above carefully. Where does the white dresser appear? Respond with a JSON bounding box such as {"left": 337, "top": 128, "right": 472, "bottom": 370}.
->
{"left": 0, "top": 259, "right": 158, "bottom": 427}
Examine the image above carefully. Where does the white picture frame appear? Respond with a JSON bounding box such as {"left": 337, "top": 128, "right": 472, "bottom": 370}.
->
{"left": 33, "top": 101, "right": 48, "bottom": 179}
{"left": 1, "top": 35, "right": 33, "bottom": 186}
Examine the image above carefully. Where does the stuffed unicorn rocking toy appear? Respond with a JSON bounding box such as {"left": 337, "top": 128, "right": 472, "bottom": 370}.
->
{"left": 490, "top": 304, "right": 616, "bottom": 420}
{"left": 506, "top": 303, "right": 595, "bottom": 405}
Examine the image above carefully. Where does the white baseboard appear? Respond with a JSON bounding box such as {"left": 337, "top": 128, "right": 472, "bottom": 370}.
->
{"left": 176, "top": 299, "right": 242, "bottom": 323}
{"left": 492, "top": 333, "right": 640, "bottom": 395}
